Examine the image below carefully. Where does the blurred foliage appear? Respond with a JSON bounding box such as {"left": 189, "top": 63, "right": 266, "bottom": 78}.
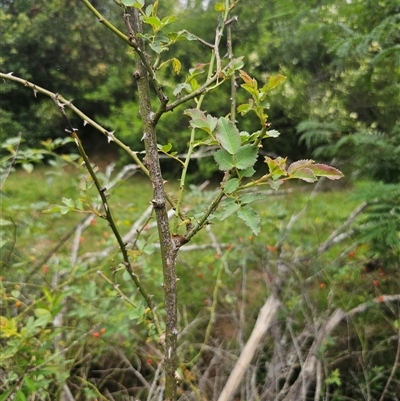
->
{"left": 1, "top": 0, "right": 398, "bottom": 181}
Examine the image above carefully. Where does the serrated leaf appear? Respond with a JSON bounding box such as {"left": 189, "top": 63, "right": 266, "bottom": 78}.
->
{"left": 289, "top": 167, "right": 317, "bottom": 183}
{"left": 309, "top": 164, "right": 344, "bottom": 180}
{"left": 220, "top": 200, "right": 240, "bottom": 221}
{"left": 239, "top": 192, "right": 265, "bottom": 205}
{"left": 216, "top": 117, "right": 241, "bottom": 154}
{"left": 214, "top": 149, "right": 235, "bottom": 171}
{"left": 287, "top": 159, "right": 314, "bottom": 174}
{"left": 240, "top": 167, "right": 256, "bottom": 178}
{"left": 184, "top": 109, "right": 217, "bottom": 133}
{"left": 224, "top": 178, "right": 240, "bottom": 194}
{"left": 237, "top": 103, "right": 252, "bottom": 116}
{"left": 237, "top": 205, "right": 260, "bottom": 235}
{"left": 235, "top": 145, "right": 258, "bottom": 170}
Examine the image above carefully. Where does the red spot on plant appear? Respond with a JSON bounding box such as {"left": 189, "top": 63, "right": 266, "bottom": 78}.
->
{"left": 90, "top": 218, "right": 96, "bottom": 225}
{"left": 348, "top": 251, "right": 356, "bottom": 258}
{"left": 373, "top": 280, "right": 379, "bottom": 287}
{"left": 377, "top": 296, "right": 384, "bottom": 302}
{"left": 42, "top": 264, "right": 49, "bottom": 274}
{"left": 99, "top": 328, "right": 106, "bottom": 335}
{"left": 15, "top": 301, "right": 22, "bottom": 308}
{"left": 147, "top": 358, "right": 153, "bottom": 365}
{"left": 267, "top": 245, "right": 277, "bottom": 252}
{"left": 319, "top": 283, "right": 326, "bottom": 289}
{"left": 93, "top": 332, "right": 100, "bottom": 338}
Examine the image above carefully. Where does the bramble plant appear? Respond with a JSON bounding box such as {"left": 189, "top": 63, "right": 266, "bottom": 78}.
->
{"left": 2, "top": 1, "right": 400, "bottom": 401}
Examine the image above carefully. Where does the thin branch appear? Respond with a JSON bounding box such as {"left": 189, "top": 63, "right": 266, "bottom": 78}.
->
{"left": 0, "top": 72, "right": 148, "bottom": 174}
{"left": 71, "top": 131, "right": 163, "bottom": 335}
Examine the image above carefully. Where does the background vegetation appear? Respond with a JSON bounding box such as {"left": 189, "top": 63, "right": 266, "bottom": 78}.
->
{"left": 1, "top": 0, "right": 399, "bottom": 400}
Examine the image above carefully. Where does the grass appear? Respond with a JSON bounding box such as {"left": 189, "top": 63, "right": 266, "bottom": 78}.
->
{"left": 2, "top": 164, "right": 400, "bottom": 400}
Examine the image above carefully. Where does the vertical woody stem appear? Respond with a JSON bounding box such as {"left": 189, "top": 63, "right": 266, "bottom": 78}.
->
{"left": 130, "top": 9, "right": 178, "bottom": 401}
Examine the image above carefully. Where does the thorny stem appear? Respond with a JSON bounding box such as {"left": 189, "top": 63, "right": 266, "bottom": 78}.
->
{"left": 70, "top": 130, "right": 163, "bottom": 336}
{"left": 129, "top": 9, "right": 180, "bottom": 401}
{"left": 51, "top": 93, "right": 162, "bottom": 332}
{"left": 0, "top": 72, "right": 181, "bottom": 214}
{"left": 0, "top": 72, "right": 148, "bottom": 174}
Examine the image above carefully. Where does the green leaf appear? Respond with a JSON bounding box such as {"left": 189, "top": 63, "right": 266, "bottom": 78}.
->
{"left": 0, "top": 389, "right": 14, "bottom": 401}
{"left": 265, "top": 156, "right": 287, "bottom": 180}
{"left": 239, "top": 192, "right": 265, "bottom": 205}
{"left": 142, "top": 16, "right": 162, "bottom": 31}
{"left": 149, "top": 41, "right": 163, "bottom": 54}
{"left": 237, "top": 102, "right": 253, "bottom": 116}
{"left": 240, "top": 167, "right": 256, "bottom": 178}
{"left": 173, "top": 83, "right": 191, "bottom": 96}
{"left": 15, "top": 390, "right": 27, "bottom": 401}
{"left": 225, "top": 57, "right": 245, "bottom": 74}
{"left": 216, "top": 117, "right": 241, "bottom": 154}
{"left": 237, "top": 205, "right": 261, "bottom": 236}
{"left": 184, "top": 109, "right": 217, "bottom": 134}
{"left": 266, "top": 129, "right": 281, "bottom": 138}
{"left": 260, "top": 74, "right": 286, "bottom": 94}
{"left": 161, "top": 15, "right": 178, "bottom": 25}
{"left": 224, "top": 178, "right": 240, "bottom": 194}
{"left": 34, "top": 308, "right": 52, "bottom": 327}
{"left": 62, "top": 197, "right": 75, "bottom": 208}
{"left": 235, "top": 145, "right": 258, "bottom": 170}
{"left": 309, "top": 164, "right": 344, "bottom": 180}
{"left": 289, "top": 167, "right": 317, "bottom": 183}
{"left": 214, "top": 149, "right": 235, "bottom": 171}
{"left": 158, "top": 143, "right": 172, "bottom": 152}
{"left": 121, "top": 0, "right": 144, "bottom": 7}
{"left": 220, "top": 199, "right": 240, "bottom": 220}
